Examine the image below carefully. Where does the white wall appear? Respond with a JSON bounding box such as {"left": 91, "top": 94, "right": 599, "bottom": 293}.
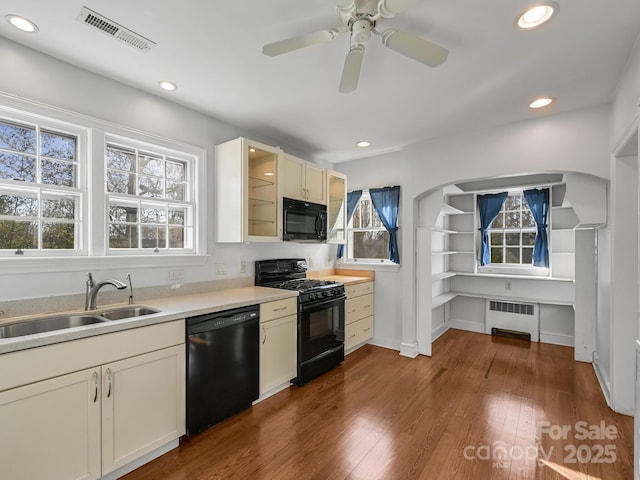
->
{"left": 0, "top": 37, "right": 335, "bottom": 302}
{"left": 336, "top": 106, "right": 611, "bottom": 355}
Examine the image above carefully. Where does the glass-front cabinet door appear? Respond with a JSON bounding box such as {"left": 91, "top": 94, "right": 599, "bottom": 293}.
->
{"left": 215, "top": 137, "right": 281, "bottom": 243}
{"left": 327, "top": 170, "right": 347, "bottom": 244}
{"left": 247, "top": 145, "right": 278, "bottom": 239}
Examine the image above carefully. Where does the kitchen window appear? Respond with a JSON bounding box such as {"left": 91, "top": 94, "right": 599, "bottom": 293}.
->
{"left": 106, "top": 140, "right": 195, "bottom": 253}
{"left": 0, "top": 116, "right": 85, "bottom": 255}
{"left": 345, "top": 189, "right": 398, "bottom": 265}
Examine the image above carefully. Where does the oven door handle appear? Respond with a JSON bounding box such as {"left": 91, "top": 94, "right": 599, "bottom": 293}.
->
{"left": 300, "top": 295, "right": 345, "bottom": 311}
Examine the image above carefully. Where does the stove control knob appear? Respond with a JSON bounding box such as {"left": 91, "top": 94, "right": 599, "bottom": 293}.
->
{"left": 322, "top": 291, "right": 329, "bottom": 297}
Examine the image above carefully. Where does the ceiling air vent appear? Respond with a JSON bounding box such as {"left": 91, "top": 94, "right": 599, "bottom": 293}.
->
{"left": 76, "top": 6, "right": 156, "bottom": 53}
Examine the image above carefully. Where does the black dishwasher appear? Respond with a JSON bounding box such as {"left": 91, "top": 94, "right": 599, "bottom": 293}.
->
{"left": 186, "top": 304, "right": 259, "bottom": 436}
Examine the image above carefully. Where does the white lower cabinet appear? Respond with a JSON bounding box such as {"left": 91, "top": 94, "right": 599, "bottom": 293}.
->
{"left": 0, "top": 321, "right": 185, "bottom": 480}
{"left": 101, "top": 345, "right": 185, "bottom": 475}
{"left": 0, "top": 368, "right": 101, "bottom": 480}
{"left": 344, "top": 281, "right": 374, "bottom": 351}
{"left": 259, "top": 298, "right": 297, "bottom": 396}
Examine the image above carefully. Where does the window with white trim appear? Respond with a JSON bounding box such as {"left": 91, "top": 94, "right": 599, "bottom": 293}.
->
{"left": 106, "top": 139, "right": 195, "bottom": 253}
{"left": 346, "top": 190, "right": 391, "bottom": 263}
{"left": 0, "top": 117, "right": 85, "bottom": 255}
{"left": 487, "top": 192, "right": 536, "bottom": 265}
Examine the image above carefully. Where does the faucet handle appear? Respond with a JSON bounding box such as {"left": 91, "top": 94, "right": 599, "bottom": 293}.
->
{"left": 126, "top": 273, "right": 134, "bottom": 305}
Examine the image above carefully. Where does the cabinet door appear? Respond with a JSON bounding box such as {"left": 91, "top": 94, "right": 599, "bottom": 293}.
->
{"left": 327, "top": 170, "right": 346, "bottom": 243}
{"left": 260, "top": 314, "right": 297, "bottom": 395}
{"left": 101, "top": 345, "right": 185, "bottom": 475}
{"left": 305, "top": 163, "right": 327, "bottom": 205}
{"left": 280, "top": 154, "right": 306, "bottom": 201}
{"left": 0, "top": 368, "right": 101, "bottom": 480}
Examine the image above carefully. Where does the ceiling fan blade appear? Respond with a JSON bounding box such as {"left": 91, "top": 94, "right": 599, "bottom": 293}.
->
{"left": 381, "top": 29, "right": 448, "bottom": 67}
{"left": 339, "top": 44, "right": 365, "bottom": 94}
{"left": 332, "top": 0, "right": 357, "bottom": 14}
{"left": 263, "top": 29, "right": 339, "bottom": 56}
{"left": 378, "top": 0, "right": 421, "bottom": 18}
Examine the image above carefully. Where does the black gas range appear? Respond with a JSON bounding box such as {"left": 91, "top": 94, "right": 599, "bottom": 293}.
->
{"left": 255, "top": 259, "right": 345, "bottom": 385}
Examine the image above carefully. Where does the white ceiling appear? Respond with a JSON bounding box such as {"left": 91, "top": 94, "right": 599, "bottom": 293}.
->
{"left": 0, "top": 1, "right": 639, "bottom": 163}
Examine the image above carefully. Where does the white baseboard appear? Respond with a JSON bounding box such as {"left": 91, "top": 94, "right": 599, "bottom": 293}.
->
{"left": 400, "top": 342, "right": 418, "bottom": 358}
{"left": 449, "top": 319, "right": 484, "bottom": 334}
{"left": 370, "top": 335, "right": 401, "bottom": 352}
{"left": 539, "top": 332, "right": 574, "bottom": 347}
{"left": 593, "top": 354, "right": 612, "bottom": 409}
{"left": 431, "top": 322, "right": 449, "bottom": 342}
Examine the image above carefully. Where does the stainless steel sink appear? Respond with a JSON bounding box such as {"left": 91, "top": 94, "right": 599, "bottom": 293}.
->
{"left": 0, "top": 314, "right": 106, "bottom": 339}
{"left": 99, "top": 306, "right": 160, "bottom": 321}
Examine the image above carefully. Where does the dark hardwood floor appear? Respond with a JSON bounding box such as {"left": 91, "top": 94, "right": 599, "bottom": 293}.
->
{"left": 123, "top": 329, "right": 634, "bottom": 479}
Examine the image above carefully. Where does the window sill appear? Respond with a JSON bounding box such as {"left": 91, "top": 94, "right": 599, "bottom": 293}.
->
{"left": 0, "top": 254, "right": 211, "bottom": 275}
{"left": 337, "top": 261, "right": 400, "bottom": 272}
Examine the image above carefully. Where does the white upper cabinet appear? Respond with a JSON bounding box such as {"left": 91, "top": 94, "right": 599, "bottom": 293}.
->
{"left": 215, "top": 137, "right": 282, "bottom": 243}
{"left": 280, "top": 154, "right": 326, "bottom": 205}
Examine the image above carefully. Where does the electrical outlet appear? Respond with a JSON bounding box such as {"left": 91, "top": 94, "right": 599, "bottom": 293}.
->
{"left": 240, "top": 256, "right": 247, "bottom": 273}
{"left": 505, "top": 281, "right": 511, "bottom": 290}
{"left": 169, "top": 269, "right": 184, "bottom": 281}
{"left": 308, "top": 257, "right": 314, "bottom": 267}
{"left": 216, "top": 263, "right": 227, "bottom": 275}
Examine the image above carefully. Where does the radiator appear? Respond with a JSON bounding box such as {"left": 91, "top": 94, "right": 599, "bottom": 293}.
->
{"left": 485, "top": 300, "right": 539, "bottom": 341}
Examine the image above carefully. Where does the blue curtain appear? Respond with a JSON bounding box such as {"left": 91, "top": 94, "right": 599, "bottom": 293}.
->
{"left": 337, "top": 190, "right": 362, "bottom": 259}
{"left": 523, "top": 188, "right": 550, "bottom": 267}
{"left": 370, "top": 186, "right": 400, "bottom": 264}
{"left": 478, "top": 192, "right": 508, "bottom": 265}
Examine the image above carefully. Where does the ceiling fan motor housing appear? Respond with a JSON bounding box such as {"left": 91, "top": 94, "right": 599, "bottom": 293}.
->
{"left": 351, "top": 18, "right": 373, "bottom": 43}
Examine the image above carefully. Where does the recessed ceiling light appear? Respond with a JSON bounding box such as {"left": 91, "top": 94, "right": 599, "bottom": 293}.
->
{"left": 249, "top": 148, "right": 256, "bottom": 153}
{"left": 158, "top": 80, "right": 177, "bottom": 91}
{"left": 529, "top": 97, "right": 553, "bottom": 109}
{"left": 517, "top": 3, "right": 558, "bottom": 29}
{"left": 356, "top": 141, "right": 371, "bottom": 148}
{"left": 6, "top": 14, "right": 39, "bottom": 33}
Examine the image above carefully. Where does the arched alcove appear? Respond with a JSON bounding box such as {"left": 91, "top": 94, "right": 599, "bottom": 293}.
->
{"left": 413, "top": 171, "right": 607, "bottom": 361}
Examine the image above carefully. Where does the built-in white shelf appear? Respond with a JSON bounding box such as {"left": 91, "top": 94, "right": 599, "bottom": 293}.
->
{"left": 432, "top": 271, "right": 457, "bottom": 281}
{"left": 432, "top": 292, "right": 461, "bottom": 309}
{"left": 431, "top": 227, "right": 473, "bottom": 235}
{"left": 432, "top": 250, "right": 474, "bottom": 255}
{"left": 440, "top": 203, "right": 473, "bottom": 215}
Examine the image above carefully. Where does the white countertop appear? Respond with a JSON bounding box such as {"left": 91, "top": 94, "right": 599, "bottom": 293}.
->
{"left": 0, "top": 286, "right": 298, "bottom": 355}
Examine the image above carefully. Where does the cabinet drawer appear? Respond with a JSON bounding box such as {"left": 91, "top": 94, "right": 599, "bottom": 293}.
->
{"left": 345, "top": 316, "right": 374, "bottom": 350}
{"left": 345, "top": 281, "right": 374, "bottom": 298}
{"left": 345, "top": 293, "right": 374, "bottom": 324}
{"left": 260, "top": 298, "right": 297, "bottom": 323}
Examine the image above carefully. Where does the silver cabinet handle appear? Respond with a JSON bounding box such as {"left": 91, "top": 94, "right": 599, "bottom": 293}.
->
{"left": 92, "top": 371, "right": 98, "bottom": 403}
{"left": 273, "top": 306, "right": 288, "bottom": 312}
{"left": 106, "top": 368, "right": 112, "bottom": 398}
{"left": 363, "top": 305, "right": 371, "bottom": 309}
{"left": 364, "top": 327, "right": 371, "bottom": 332}
{"left": 262, "top": 326, "right": 267, "bottom": 345}
{"left": 349, "top": 333, "right": 356, "bottom": 339}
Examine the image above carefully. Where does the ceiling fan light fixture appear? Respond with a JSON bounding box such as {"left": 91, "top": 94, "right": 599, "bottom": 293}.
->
{"left": 6, "top": 14, "right": 39, "bottom": 33}
{"left": 529, "top": 97, "right": 553, "bottom": 109}
{"left": 159, "top": 80, "right": 177, "bottom": 91}
{"left": 356, "top": 140, "right": 372, "bottom": 148}
{"left": 517, "top": 3, "right": 558, "bottom": 29}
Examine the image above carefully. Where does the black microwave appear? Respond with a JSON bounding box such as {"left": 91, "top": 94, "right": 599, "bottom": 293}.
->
{"left": 283, "top": 197, "right": 327, "bottom": 242}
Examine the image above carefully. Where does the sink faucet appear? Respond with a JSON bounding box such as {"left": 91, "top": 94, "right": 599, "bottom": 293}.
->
{"left": 85, "top": 272, "right": 127, "bottom": 310}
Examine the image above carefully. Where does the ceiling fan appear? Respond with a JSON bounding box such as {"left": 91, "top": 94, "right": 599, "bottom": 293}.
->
{"left": 262, "top": 0, "right": 448, "bottom": 93}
